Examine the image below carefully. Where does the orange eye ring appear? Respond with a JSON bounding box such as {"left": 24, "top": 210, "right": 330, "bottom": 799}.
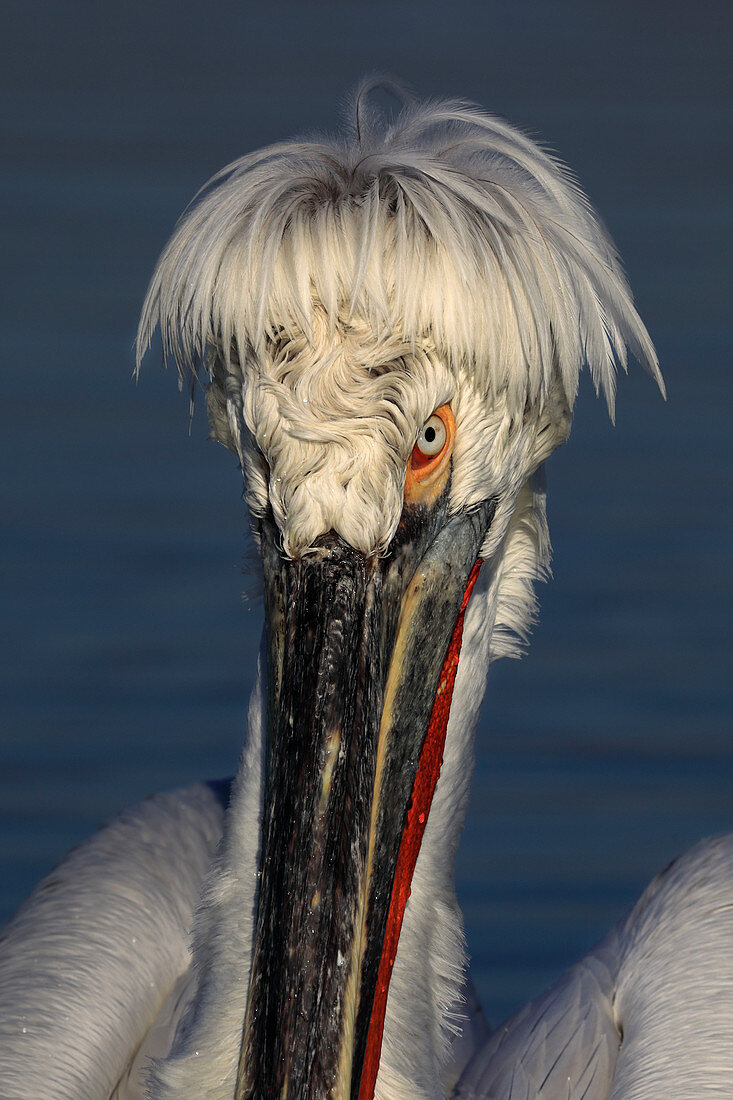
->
{"left": 405, "top": 404, "right": 455, "bottom": 504}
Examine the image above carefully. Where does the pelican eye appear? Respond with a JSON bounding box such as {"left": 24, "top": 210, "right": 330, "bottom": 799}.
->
{"left": 405, "top": 404, "right": 455, "bottom": 503}
{"left": 416, "top": 415, "right": 447, "bottom": 457}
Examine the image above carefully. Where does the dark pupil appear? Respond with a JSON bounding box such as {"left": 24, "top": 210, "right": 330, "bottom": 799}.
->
{"left": 424, "top": 426, "right": 436, "bottom": 444}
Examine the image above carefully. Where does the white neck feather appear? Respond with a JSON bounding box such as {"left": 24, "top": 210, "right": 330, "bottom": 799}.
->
{"left": 147, "top": 650, "right": 267, "bottom": 1100}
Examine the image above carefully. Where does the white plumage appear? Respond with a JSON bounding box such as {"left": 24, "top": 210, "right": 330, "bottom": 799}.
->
{"left": 1, "top": 82, "right": 731, "bottom": 1100}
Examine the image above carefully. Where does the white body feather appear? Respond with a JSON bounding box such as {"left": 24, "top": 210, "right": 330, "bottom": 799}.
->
{"left": 456, "top": 836, "right": 733, "bottom": 1098}
{"left": 0, "top": 783, "right": 228, "bottom": 1099}
{"left": 4, "top": 711, "right": 733, "bottom": 1099}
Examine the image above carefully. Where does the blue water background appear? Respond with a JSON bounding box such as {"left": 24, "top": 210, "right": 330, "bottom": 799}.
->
{"left": 2, "top": 0, "right": 731, "bottom": 1026}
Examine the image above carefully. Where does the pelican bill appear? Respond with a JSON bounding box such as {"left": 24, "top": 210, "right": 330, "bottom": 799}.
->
{"left": 236, "top": 498, "right": 494, "bottom": 1100}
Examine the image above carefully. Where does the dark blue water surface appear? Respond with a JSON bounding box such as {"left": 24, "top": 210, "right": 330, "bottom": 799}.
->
{"left": 2, "top": 0, "right": 731, "bottom": 1026}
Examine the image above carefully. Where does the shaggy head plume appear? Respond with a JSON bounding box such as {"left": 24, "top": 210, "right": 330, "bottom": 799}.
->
{"left": 137, "top": 78, "right": 661, "bottom": 557}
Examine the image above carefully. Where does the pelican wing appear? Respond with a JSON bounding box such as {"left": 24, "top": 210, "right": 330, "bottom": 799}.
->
{"left": 0, "top": 781, "right": 228, "bottom": 1100}
{"left": 454, "top": 938, "right": 620, "bottom": 1099}
{"left": 456, "top": 835, "right": 733, "bottom": 1099}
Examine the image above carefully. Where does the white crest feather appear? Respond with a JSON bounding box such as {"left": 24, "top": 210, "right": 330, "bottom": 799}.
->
{"left": 137, "top": 79, "right": 662, "bottom": 427}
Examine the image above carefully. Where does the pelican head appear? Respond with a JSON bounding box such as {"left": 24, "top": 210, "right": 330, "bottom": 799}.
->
{"left": 137, "top": 81, "right": 661, "bottom": 1100}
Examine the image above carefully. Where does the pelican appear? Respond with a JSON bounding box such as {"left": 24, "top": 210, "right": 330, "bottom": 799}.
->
{"left": 2, "top": 81, "right": 733, "bottom": 1100}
